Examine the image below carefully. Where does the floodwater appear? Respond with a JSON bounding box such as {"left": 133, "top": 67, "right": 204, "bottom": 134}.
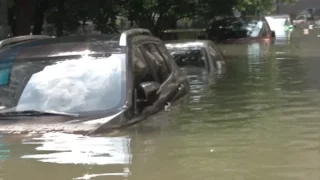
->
{"left": 1, "top": 31, "right": 320, "bottom": 180}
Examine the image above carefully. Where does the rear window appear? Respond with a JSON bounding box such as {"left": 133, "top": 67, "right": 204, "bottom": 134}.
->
{"left": 166, "top": 47, "right": 206, "bottom": 68}
{"left": 208, "top": 18, "right": 264, "bottom": 39}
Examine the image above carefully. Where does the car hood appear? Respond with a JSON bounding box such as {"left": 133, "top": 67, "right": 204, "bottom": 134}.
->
{"left": 0, "top": 110, "right": 124, "bottom": 135}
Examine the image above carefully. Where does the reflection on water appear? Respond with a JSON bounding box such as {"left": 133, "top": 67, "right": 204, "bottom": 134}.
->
{"left": 1, "top": 36, "right": 320, "bottom": 180}
{"left": 0, "top": 135, "right": 10, "bottom": 179}
{"left": 0, "top": 135, "right": 10, "bottom": 161}
{"left": 186, "top": 69, "right": 218, "bottom": 104}
{"left": 3, "top": 133, "right": 132, "bottom": 179}
{"left": 21, "top": 133, "right": 131, "bottom": 166}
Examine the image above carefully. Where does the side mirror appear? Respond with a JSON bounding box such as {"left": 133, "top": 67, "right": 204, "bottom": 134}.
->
{"left": 271, "top": 30, "right": 276, "bottom": 38}
{"left": 137, "top": 81, "right": 160, "bottom": 104}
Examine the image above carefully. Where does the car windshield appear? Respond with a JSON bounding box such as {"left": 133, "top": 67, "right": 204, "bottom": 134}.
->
{"left": 0, "top": 53, "right": 126, "bottom": 115}
{"left": 166, "top": 46, "right": 206, "bottom": 68}
{"left": 266, "top": 17, "right": 287, "bottom": 29}
{"left": 208, "top": 18, "right": 264, "bottom": 40}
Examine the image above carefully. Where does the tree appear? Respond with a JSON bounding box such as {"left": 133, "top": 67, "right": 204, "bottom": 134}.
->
{"left": 236, "top": 0, "right": 296, "bottom": 15}
{"left": 192, "top": 0, "right": 238, "bottom": 27}
{"left": 14, "top": 0, "right": 35, "bottom": 35}
{"left": 45, "top": 0, "right": 81, "bottom": 36}
{"left": 90, "top": 0, "right": 124, "bottom": 33}
{"left": 8, "top": 0, "right": 298, "bottom": 37}
{"left": 32, "top": 0, "right": 48, "bottom": 35}
{"left": 196, "top": 0, "right": 238, "bottom": 18}
{"left": 124, "top": 0, "right": 197, "bottom": 36}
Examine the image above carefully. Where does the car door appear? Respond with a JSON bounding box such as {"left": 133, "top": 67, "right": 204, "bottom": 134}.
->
{"left": 208, "top": 45, "right": 220, "bottom": 69}
{"left": 259, "top": 22, "right": 268, "bottom": 38}
{"left": 153, "top": 42, "right": 189, "bottom": 103}
{"left": 209, "top": 42, "right": 225, "bottom": 61}
{"left": 130, "top": 35, "right": 185, "bottom": 118}
{"left": 130, "top": 44, "right": 159, "bottom": 118}
{"left": 209, "top": 42, "right": 226, "bottom": 70}
{"left": 141, "top": 41, "right": 185, "bottom": 109}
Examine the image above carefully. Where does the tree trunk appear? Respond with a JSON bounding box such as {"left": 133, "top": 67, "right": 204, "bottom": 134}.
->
{"left": 32, "top": 0, "right": 48, "bottom": 35}
{"left": 156, "top": 15, "right": 177, "bottom": 38}
{"left": 56, "top": 0, "right": 65, "bottom": 36}
{"left": 81, "top": 20, "right": 86, "bottom": 34}
{"left": 15, "top": 0, "right": 35, "bottom": 35}
{"left": 7, "top": 6, "right": 15, "bottom": 36}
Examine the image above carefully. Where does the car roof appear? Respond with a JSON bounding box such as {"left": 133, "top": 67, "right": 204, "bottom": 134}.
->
{"left": 0, "top": 34, "right": 123, "bottom": 62}
{"left": 1, "top": 34, "right": 121, "bottom": 49}
{"left": 214, "top": 16, "right": 265, "bottom": 21}
{"left": 265, "top": 14, "right": 290, "bottom": 18}
{"left": 209, "top": 16, "right": 266, "bottom": 28}
{"left": 165, "top": 40, "right": 210, "bottom": 48}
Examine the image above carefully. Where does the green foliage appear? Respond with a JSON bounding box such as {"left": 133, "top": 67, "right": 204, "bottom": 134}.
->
{"left": 44, "top": 0, "right": 122, "bottom": 35}
{"left": 31, "top": 0, "right": 297, "bottom": 36}
{"left": 89, "top": 0, "right": 124, "bottom": 33}
{"left": 236, "top": 0, "right": 296, "bottom": 15}
{"left": 45, "top": 0, "right": 80, "bottom": 35}
{"left": 196, "top": 0, "right": 238, "bottom": 18}
{"left": 124, "top": 0, "right": 197, "bottom": 35}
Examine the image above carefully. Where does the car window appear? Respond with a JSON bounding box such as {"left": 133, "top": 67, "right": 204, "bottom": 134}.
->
{"left": 209, "top": 18, "right": 264, "bottom": 39}
{"left": 154, "top": 44, "right": 172, "bottom": 72}
{"left": 247, "top": 21, "right": 263, "bottom": 37}
{"left": 208, "top": 46, "right": 218, "bottom": 68}
{"left": 260, "top": 23, "right": 268, "bottom": 37}
{"left": 285, "top": 18, "right": 290, "bottom": 26}
{"left": 167, "top": 47, "right": 206, "bottom": 68}
{"left": 132, "top": 47, "right": 155, "bottom": 87}
{"left": 0, "top": 54, "right": 126, "bottom": 114}
{"left": 209, "top": 46, "right": 216, "bottom": 56}
{"left": 143, "top": 43, "right": 170, "bottom": 83}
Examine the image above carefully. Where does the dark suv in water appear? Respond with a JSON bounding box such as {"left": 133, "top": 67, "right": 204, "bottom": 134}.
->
{"left": 207, "top": 16, "right": 275, "bottom": 44}
{"left": 0, "top": 29, "right": 189, "bottom": 135}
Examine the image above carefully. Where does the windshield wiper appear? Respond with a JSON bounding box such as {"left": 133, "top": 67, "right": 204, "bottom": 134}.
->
{"left": 0, "top": 110, "right": 79, "bottom": 117}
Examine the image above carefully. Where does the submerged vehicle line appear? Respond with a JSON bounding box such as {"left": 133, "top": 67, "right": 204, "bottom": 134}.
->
{"left": 0, "top": 28, "right": 189, "bottom": 135}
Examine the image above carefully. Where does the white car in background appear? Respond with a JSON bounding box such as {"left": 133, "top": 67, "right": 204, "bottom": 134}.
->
{"left": 265, "top": 14, "right": 294, "bottom": 40}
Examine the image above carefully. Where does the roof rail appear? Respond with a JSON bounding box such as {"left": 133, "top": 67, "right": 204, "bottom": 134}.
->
{"left": 0, "top": 35, "right": 54, "bottom": 48}
{"left": 119, "top": 28, "right": 152, "bottom": 46}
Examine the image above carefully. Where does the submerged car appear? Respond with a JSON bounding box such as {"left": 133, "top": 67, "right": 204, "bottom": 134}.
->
{"left": 265, "top": 14, "right": 294, "bottom": 40}
{"left": 165, "top": 40, "right": 226, "bottom": 75}
{"left": 207, "top": 16, "right": 275, "bottom": 44}
{"left": 161, "top": 29, "right": 208, "bottom": 41}
{"left": 293, "top": 8, "right": 320, "bottom": 28}
{"left": 0, "top": 29, "right": 189, "bottom": 135}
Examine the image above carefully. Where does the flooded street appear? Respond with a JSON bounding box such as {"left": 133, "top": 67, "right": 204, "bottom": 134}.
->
{"left": 1, "top": 31, "right": 320, "bottom": 180}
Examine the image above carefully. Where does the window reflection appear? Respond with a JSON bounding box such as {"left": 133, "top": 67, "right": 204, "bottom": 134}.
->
{"left": 0, "top": 63, "right": 11, "bottom": 86}
{"left": 0, "top": 54, "right": 126, "bottom": 114}
{"left": 167, "top": 48, "right": 206, "bottom": 68}
{"left": 209, "top": 18, "right": 265, "bottom": 39}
